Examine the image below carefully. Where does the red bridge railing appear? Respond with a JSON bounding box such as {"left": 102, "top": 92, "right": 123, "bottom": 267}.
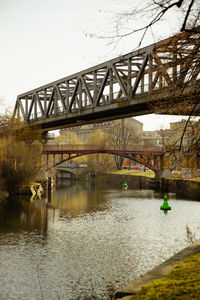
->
{"left": 43, "top": 144, "right": 164, "bottom": 153}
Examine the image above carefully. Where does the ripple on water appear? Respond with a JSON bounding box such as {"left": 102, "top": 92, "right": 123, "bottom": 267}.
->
{"left": 0, "top": 187, "right": 200, "bottom": 299}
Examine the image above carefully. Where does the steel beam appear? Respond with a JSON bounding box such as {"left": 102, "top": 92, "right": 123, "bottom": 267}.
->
{"left": 12, "top": 28, "right": 200, "bottom": 130}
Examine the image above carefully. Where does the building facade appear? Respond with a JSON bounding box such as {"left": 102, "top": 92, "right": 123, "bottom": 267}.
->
{"left": 60, "top": 118, "right": 143, "bottom": 143}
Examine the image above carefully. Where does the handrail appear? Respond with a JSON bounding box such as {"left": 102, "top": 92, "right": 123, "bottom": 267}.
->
{"left": 43, "top": 144, "right": 164, "bottom": 152}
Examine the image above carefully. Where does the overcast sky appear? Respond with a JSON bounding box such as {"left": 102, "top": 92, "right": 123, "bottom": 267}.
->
{"left": 0, "top": 0, "right": 189, "bottom": 130}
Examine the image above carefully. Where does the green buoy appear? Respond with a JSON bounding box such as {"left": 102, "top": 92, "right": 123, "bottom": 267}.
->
{"left": 160, "top": 194, "right": 171, "bottom": 211}
{"left": 122, "top": 180, "right": 128, "bottom": 190}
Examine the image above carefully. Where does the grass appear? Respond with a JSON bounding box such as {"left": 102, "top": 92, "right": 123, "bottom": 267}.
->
{"left": 188, "top": 177, "right": 200, "bottom": 182}
{"left": 130, "top": 252, "right": 200, "bottom": 300}
{"left": 109, "top": 169, "right": 155, "bottom": 178}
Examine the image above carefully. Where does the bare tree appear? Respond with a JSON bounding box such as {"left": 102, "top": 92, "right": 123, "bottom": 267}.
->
{"left": 151, "top": 0, "right": 199, "bottom": 33}
{"left": 0, "top": 115, "right": 43, "bottom": 196}
{"left": 107, "top": 119, "right": 139, "bottom": 169}
{"left": 114, "top": 0, "right": 200, "bottom": 151}
{"left": 86, "top": 129, "right": 116, "bottom": 172}
{"left": 96, "top": 0, "right": 200, "bottom": 157}
{"left": 0, "top": 137, "right": 42, "bottom": 195}
{"left": 102, "top": 0, "right": 200, "bottom": 46}
{"left": 0, "top": 113, "right": 12, "bottom": 137}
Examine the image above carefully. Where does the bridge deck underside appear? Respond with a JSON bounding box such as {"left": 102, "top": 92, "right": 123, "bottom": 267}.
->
{"left": 13, "top": 29, "right": 200, "bottom": 130}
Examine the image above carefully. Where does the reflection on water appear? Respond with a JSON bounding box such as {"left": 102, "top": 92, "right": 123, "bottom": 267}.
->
{"left": 0, "top": 196, "right": 47, "bottom": 234}
{"left": 0, "top": 181, "right": 200, "bottom": 299}
{"left": 49, "top": 181, "right": 109, "bottom": 215}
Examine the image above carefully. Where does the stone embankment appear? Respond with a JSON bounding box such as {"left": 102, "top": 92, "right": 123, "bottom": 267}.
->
{"left": 79, "top": 171, "right": 200, "bottom": 199}
{"left": 79, "top": 172, "right": 159, "bottom": 190}
{"left": 160, "top": 178, "right": 200, "bottom": 200}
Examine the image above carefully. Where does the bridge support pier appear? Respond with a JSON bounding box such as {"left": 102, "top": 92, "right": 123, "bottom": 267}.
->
{"left": 47, "top": 177, "right": 51, "bottom": 190}
{"left": 46, "top": 154, "right": 49, "bottom": 169}
{"left": 42, "top": 131, "right": 49, "bottom": 144}
{"left": 47, "top": 176, "right": 51, "bottom": 202}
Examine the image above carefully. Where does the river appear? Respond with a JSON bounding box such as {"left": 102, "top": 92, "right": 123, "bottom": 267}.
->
{"left": 0, "top": 181, "right": 200, "bottom": 300}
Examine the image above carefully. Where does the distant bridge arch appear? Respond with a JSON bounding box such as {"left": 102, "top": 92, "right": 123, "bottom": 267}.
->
{"left": 55, "top": 166, "right": 76, "bottom": 180}
{"left": 43, "top": 144, "right": 164, "bottom": 172}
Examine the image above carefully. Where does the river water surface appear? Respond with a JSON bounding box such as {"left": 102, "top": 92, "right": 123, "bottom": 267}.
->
{"left": 1, "top": 182, "right": 200, "bottom": 299}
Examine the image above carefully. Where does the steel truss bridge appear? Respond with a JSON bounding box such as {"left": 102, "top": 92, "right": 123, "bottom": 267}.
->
{"left": 13, "top": 29, "right": 200, "bottom": 131}
{"left": 43, "top": 144, "right": 164, "bottom": 171}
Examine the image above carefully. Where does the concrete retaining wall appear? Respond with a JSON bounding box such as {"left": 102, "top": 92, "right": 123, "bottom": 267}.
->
{"left": 79, "top": 172, "right": 159, "bottom": 189}
{"left": 161, "top": 178, "right": 200, "bottom": 200}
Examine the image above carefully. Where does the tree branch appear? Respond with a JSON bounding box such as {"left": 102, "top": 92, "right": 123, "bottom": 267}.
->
{"left": 181, "top": 0, "right": 196, "bottom": 31}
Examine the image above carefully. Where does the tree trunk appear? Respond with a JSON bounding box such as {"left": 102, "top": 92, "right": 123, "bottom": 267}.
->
{"left": 115, "top": 155, "right": 124, "bottom": 170}
{"left": 154, "top": 169, "right": 164, "bottom": 180}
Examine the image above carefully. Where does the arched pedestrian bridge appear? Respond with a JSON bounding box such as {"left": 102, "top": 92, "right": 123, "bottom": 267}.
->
{"left": 43, "top": 144, "right": 164, "bottom": 172}
{"left": 13, "top": 28, "right": 200, "bottom": 131}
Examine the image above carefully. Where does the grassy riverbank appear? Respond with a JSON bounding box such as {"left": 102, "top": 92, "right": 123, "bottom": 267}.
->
{"left": 129, "top": 252, "right": 200, "bottom": 299}
{"left": 108, "top": 170, "right": 155, "bottom": 178}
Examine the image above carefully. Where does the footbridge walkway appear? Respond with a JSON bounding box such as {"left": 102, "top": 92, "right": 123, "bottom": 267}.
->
{"left": 43, "top": 144, "right": 164, "bottom": 171}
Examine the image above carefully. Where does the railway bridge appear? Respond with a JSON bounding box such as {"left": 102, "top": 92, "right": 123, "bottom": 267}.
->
{"left": 13, "top": 28, "right": 200, "bottom": 131}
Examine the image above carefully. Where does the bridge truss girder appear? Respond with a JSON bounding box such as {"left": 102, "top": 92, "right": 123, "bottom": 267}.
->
{"left": 13, "top": 28, "right": 200, "bottom": 130}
